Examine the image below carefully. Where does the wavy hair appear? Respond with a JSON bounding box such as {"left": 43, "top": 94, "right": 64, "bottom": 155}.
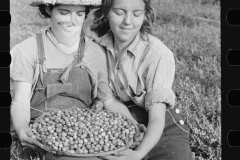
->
{"left": 91, "top": 0, "right": 156, "bottom": 38}
{"left": 38, "top": 4, "right": 90, "bottom": 19}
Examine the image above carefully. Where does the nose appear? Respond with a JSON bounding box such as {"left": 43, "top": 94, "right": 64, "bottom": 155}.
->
{"left": 70, "top": 13, "right": 77, "bottom": 23}
{"left": 123, "top": 13, "right": 132, "bottom": 25}
{"left": 71, "top": 13, "right": 75, "bottom": 20}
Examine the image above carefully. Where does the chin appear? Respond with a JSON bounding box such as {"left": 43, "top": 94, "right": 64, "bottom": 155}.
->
{"left": 65, "top": 29, "right": 80, "bottom": 34}
{"left": 60, "top": 26, "right": 80, "bottom": 32}
{"left": 119, "top": 36, "right": 134, "bottom": 43}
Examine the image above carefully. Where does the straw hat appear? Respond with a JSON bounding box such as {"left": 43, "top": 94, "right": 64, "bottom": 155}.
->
{"left": 29, "top": 0, "right": 101, "bottom": 6}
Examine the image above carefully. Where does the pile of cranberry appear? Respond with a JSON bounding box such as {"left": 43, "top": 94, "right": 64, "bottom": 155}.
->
{"left": 30, "top": 107, "right": 137, "bottom": 155}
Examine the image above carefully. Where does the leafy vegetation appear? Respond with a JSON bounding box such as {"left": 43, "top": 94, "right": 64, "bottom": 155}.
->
{"left": 10, "top": 0, "right": 220, "bottom": 159}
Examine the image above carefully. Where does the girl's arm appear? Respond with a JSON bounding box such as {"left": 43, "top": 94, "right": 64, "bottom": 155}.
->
{"left": 103, "top": 97, "right": 138, "bottom": 124}
{"left": 134, "top": 103, "right": 166, "bottom": 159}
{"left": 102, "top": 103, "right": 166, "bottom": 160}
{"left": 11, "top": 81, "right": 43, "bottom": 147}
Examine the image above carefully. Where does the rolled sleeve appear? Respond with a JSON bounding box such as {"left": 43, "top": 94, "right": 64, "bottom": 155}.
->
{"left": 145, "top": 88, "right": 175, "bottom": 111}
{"left": 83, "top": 39, "right": 112, "bottom": 102}
{"left": 145, "top": 54, "right": 175, "bottom": 110}
{"left": 10, "top": 46, "right": 35, "bottom": 84}
{"left": 95, "top": 69, "right": 113, "bottom": 101}
{"left": 97, "top": 81, "right": 113, "bottom": 101}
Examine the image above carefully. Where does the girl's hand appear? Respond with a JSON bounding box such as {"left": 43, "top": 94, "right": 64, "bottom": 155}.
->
{"left": 100, "top": 149, "right": 142, "bottom": 160}
{"left": 131, "top": 124, "right": 147, "bottom": 149}
{"left": 11, "top": 81, "right": 44, "bottom": 148}
{"left": 91, "top": 98, "right": 104, "bottom": 111}
{"left": 15, "top": 123, "right": 44, "bottom": 149}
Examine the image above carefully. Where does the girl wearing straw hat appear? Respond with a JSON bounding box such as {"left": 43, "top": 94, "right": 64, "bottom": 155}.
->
{"left": 10, "top": 0, "right": 143, "bottom": 159}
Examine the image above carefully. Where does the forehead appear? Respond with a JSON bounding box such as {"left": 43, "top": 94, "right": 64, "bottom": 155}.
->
{"left": 55, "top": 4, "right": 86, "bottom": 11}
{"left": 112, "top": 0, "right": 145, "bottom": 10}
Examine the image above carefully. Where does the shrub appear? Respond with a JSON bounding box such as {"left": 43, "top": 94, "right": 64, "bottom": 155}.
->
{"left": 173, "top": 75, "right": 221, "bottom": 160}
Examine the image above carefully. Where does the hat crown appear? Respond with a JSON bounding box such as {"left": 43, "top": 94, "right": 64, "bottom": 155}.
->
{"left": 29, "top": 0, "right": 101, "bottom": 6}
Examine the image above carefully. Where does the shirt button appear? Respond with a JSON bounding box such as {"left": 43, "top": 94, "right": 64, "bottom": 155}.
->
{"left": 176, "top": 109, "right": 180, "bottom": 114}
{"left": 179, "top": 120, "right": 184, "bottom": 125}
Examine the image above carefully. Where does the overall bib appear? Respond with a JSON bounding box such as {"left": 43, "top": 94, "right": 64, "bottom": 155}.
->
{"left": 124, "top": 101, "right": 192, "bottom": 160}
{"left": 12, "top": 33, "right": 101, "bottom": 160}
{"left": 31, "top": 33, "right": 92, "bottom": 118}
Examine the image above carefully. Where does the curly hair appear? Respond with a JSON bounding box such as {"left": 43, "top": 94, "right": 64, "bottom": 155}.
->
{"left": 91, "top": 0, "right": 156, "bottom": 38}
{"left": 38, "top": 4, "right": 91, "bottom": 19}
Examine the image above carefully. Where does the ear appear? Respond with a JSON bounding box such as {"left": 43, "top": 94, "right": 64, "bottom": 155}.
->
{"left": 46, "top": 6, "right": 51, "bottom": 16}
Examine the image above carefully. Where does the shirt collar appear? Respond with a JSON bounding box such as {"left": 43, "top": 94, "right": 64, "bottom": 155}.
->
{"left": 127, "top": 33, "right": 141, "bottom": 57}
{"left": 99, "top": 31, "right": 141, "bottom": 57}
{"left": 99, "top": 31, "right": 114, "bottom": 50}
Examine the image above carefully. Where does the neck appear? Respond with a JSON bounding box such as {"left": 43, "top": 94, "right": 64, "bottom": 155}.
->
{"left": 114, "top": 36, "right": 136, "bottom": 52}
{"left": 51, "top": 28, "right": 81, "bottom": 47}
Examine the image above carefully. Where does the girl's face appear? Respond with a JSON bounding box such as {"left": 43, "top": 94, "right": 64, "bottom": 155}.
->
{"left": 107, "top": 0, "right": 145, "bottom": 44}
{"left": 48, "top": 5, "right": 86, "bottom": 35}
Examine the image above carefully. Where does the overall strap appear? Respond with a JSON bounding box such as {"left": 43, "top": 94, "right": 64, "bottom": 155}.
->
{"left": 35, "top": 33, "right": 46, "bottom": 85}
{"left": 76, "top": 32, "right": 85, "bottom": 63}
{"left": 103, "top": 46, "right": 110, "bottom": 82}
{"left": 59, "top": 32, "right": 85, "bottom": 83}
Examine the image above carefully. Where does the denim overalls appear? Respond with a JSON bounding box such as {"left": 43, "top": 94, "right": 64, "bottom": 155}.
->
{"left": 30, "top": 33, "right": 92, "bottom": 118}
{"left": 124, "top": 101, "right": 192, "bottom": 160}
{"left": 12, "top": 33, "right": 102, "bottom": 160}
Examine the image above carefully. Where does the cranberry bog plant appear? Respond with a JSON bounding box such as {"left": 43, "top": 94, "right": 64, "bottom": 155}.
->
{"left": 10, "top": 0, "right": 220, "bottom": 159}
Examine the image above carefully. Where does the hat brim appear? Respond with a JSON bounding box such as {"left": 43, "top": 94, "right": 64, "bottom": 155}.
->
{"left": 29, "top": 0, "right": 101, "bottom": 7}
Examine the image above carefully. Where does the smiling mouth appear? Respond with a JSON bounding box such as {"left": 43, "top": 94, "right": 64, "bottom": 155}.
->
{"left": 120, "top": 28, "right": 134, "bottom": 30}
{"left": 58, "top": 22, "right": 75, "bottom": 27}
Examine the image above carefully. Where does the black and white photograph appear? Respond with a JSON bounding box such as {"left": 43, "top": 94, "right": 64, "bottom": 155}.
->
{"left": 9, "top": 0, "right": 221, "bottom": 160}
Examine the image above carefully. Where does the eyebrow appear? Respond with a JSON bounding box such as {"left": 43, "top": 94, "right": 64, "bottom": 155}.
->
{"left": 133, "top": 10, "right": 145, "bottom": 13}
{"left": 113, "top": 8, "right": 144, "bottom": 12}
{"left": 58, "top": 9, "right": 86, "bottom": 12}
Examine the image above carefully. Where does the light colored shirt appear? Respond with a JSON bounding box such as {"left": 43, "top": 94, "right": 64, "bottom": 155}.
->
{"left": 10, "top": 27, "right": 112, "bottom": 101}
{"left": 58, "top": 38, "right": 80, "bottom": 54}
{"left": 99, "top": 32, "right": 176, "bottom": 111}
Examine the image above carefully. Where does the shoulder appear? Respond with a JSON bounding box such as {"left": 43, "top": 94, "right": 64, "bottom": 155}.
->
{"left": 140, "top": 34, "right": 175, "bottom": 67}
{"left": 12, "top": 36, "right": 37, "bottom": 50}
{"left": 142, "top": 34, "right": 173, "bottom": 57}
{"left": 83, "top": 35, "right": 107, "bottom": 68}
{"left": 11, "top": 35, "right": 38, "bottom": 61}
{"left": 84, "top": 35, "right": 106, "bottom": 56}
{"left": 10, "top": 36, "right": 39, "bottom": 84}
{"left": 83, "top": 36, "right": 108, "bottom": 79}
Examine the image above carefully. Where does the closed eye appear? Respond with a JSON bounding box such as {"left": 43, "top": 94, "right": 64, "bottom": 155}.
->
{"left": 133, "top": 11, "right": 144, "bottom": 17}
{"left": 77, "top": 11, "right": 85, "bottom": 16}
{"left": 114, "top": 9, "right": 125, "bottom": 15}
{"left": 60, "top": 10, "right": 69, "bottom": 15}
